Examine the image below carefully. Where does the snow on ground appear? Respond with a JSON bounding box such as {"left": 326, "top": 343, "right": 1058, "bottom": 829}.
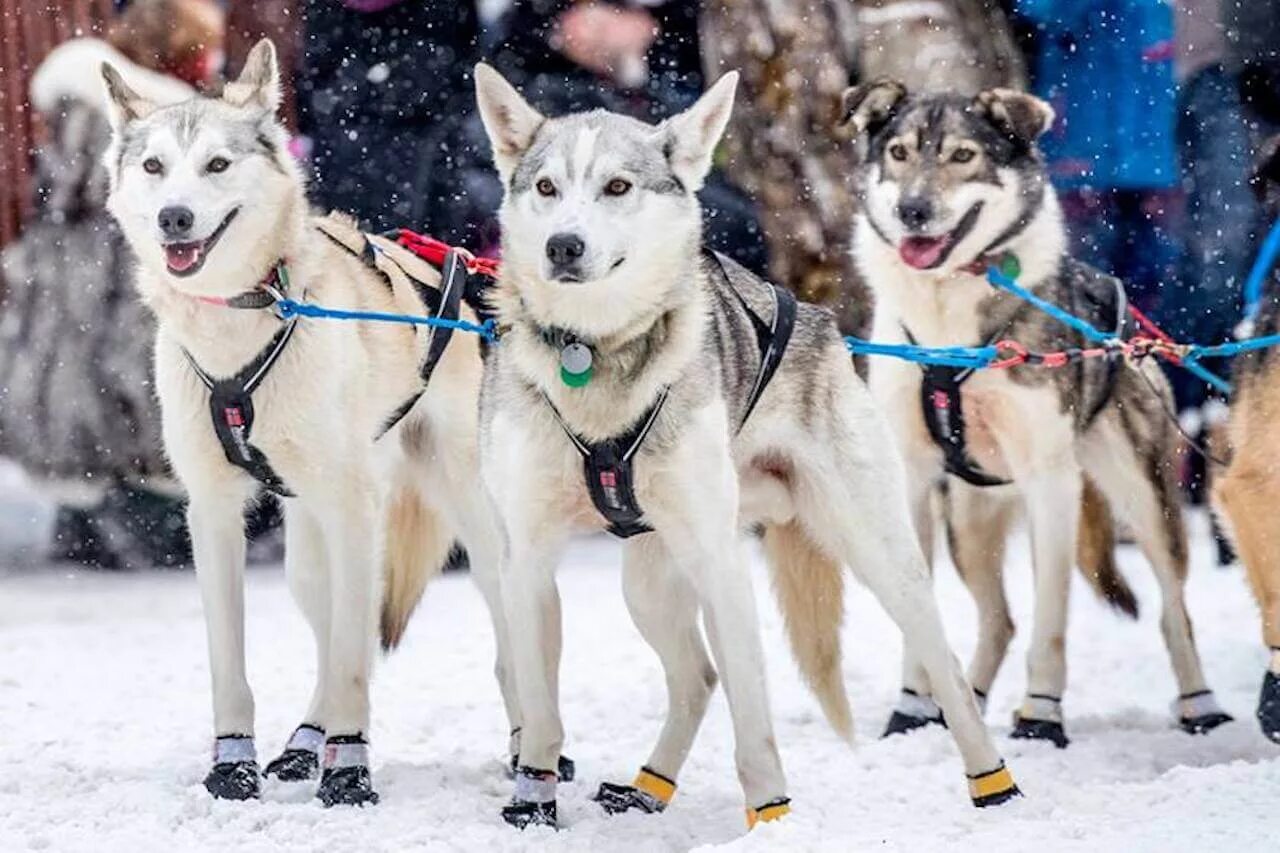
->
{"left": 1, "top": 511, "right": 1277, "bottom": 852}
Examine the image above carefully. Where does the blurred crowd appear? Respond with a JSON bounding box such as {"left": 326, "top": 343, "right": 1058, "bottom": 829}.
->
{"left": 0, "top": 0, "right": 1277, "bottom": 568}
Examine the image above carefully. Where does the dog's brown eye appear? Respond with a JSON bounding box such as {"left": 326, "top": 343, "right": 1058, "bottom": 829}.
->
{"left": 604, "top": 178, "right": 632, "bottom": 197}
{"left": 536, "top": 178, "right": 556, "bottom": 197}
{"left": 143, "top": 157, "right": 163, "bottom": 175}
{"left": 206, "top": 157, "right": 231, "bottom": 174}
{"left": 951, "top": 148, "right": 976, "bottom": 164}
{"left": 889, "top": 143, "right": 909, "bottom": 162}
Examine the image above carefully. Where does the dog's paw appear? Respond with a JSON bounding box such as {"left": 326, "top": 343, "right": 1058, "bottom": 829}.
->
{"left": 1010, "top": 714, "right": 1070, "bottom": 748}
{"left": 501, "top": 799, "right": 557, "bottom": 830}
{"left": 1175, "top": 689, "right": 1233, "bottom": 735}
{"left": 317, "top": 766, "right": 379, "bottom": 807}
{"left": 1259, "top": 671, "right": 1280, "bottom": 743}
{"left": 881, "top": 710, "right": 943, "bottom": 738}
{"left": 968, "top": 763, "right": 1022, "bottom": 808}
{"left": 593, "top": 767, "right": 675, "bottom": 816}
{"left": 264, "top": 748, "right": 320, "bottom": 781}
{"left": 203, "top": 761, "right": 261, "bottom": 800}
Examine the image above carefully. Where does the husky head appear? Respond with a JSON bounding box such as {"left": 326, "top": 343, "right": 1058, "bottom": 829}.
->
{"left": 475, "top": 63, "right": 738, "bottom": 335}
{"left": 842, "top": 80, "right": 1056, "bottom": 274}
{"left": 102, "top": 40, "right": 301, "bottom": 296}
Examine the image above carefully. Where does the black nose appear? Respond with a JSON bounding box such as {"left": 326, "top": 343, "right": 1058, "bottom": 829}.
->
{"left": 546, "top": 233, "right": 585, "bottom": 266}
{"left": 897, "top": 197, "right": 934, "bottom": 230}
{"left": 158, "top": 205, "right": 195, "bottom": 239}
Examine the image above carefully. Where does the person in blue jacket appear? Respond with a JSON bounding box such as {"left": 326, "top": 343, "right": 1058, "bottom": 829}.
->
{"left": 1016, "top": 0, "right": 1182, "bottom": 363}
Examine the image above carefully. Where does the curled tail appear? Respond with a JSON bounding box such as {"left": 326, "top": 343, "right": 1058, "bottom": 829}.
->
{"left": 1076, "top": 476, "right": 1139, "bottom": 619}
{"left": 763, "top": 520, "right": 854, "bottom": 742}
{"left": 379, "top": 482, "right": 453, "bottom": 652}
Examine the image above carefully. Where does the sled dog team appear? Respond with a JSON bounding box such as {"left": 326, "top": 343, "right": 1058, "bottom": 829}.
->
{"left": 97, "top": 38, "right": 1276, "bottom": 829}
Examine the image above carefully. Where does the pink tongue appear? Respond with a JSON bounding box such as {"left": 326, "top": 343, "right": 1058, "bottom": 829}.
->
{"left": 165, "top": 243, "right": 202, "bottom": 272}
{"left": 899, "top": 236, "right": 949, "bottom": 270}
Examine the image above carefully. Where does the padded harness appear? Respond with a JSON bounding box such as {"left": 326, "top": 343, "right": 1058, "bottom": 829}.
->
{"left": 545, "top": 251, "right": 797, "bottom": 538}
{"left": 183, "top": 226, "right": 466, "bottom": 496}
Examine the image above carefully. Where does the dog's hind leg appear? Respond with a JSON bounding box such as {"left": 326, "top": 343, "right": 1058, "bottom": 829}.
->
{"left": 264, "top": 502, "right": 330, "bottom": 782}
{"left": 1082, "top": 412, "right": 1229, "bottom": 733}
{"left": 312, "top": 481, "right": 381, "bottom": 806}
{"left": 188, "top": 483, "right": 262, "bottom": 800}
{"left": 594, "top": 535, "right": 717, "bottom": 816}
{"left": 944, "top": 482, "right": 1018, "bottom": 707}
{"left": 797, "top": 378, "right": 1018, "bottom": 806}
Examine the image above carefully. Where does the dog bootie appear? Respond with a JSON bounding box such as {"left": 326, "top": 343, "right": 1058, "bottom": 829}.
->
{"left": 745, "top": 797, "right": 791, "bottom": 829}
{"left": 1010, "top": 695, "right": 1070, "bottom": 748}
{"left": 502, "top": 766, "right": 558, "bottom": 830}
{"left": 316, "top": 734, "right": 379, "bottom": 807}
{"left": 881, "top": 688, "right": 944, "bottom": 737}
{"left": 968, "top": 762, "right": 1022, "bottom": 808}
{"left": 1259, "top": 668, "right": 1280, "bottom": 743}
{"left": 594, "top": 766, "right": 676, "bottom": 815}
{"left": 265, "top": 723, "right": 324, "bottom": 781}
{"left": 507, "top": 728, "right": 576, "bottom": 782}
{"left": 1175, "top": 690, "right": 1234, "bottom": 735}
{"left": 204, "top": 735, "right": 260, "bottom": 800}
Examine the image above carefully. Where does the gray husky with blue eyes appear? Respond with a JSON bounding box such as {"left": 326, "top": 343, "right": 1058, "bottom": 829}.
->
{"left": 467, "top": 63, "right": 1019, "bottom": 831}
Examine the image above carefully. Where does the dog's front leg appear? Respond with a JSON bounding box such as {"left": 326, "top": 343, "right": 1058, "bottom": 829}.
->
{"left": 313, "top": 483, "right": 380, "bottom": 807}
{"left": 650, "top": 410, "right": 789, "bottom": 828}
{"left": 497, "top": 523, "right": 569, "bottom": 829}
{"left": 188, "top": 488, "right": 260, "bottom": 800}
{"left": 1009, "top": 462, "right": 1081, "bottom": 749}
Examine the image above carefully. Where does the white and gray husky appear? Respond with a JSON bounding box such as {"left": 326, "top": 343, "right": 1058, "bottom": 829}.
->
{"left": 844, "top": 80, "right": 1231, "bottom": 745}
{"left": 469, "top": 63, "right": 1020, "bottom": 830}
{"left": 101, "top": 40, "right": 526, "bottom": 806}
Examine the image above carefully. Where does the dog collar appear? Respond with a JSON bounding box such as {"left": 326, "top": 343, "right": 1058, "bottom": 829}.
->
{"left": 961, "top": 250, "right": 1021, "bottom": 278}
{"left": 191, "top": 261, "right": 290, "bottom": 311}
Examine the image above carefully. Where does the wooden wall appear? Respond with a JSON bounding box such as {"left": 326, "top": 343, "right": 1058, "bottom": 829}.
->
{"left": 0, "top": 0, "right": 116, "bottom": 247}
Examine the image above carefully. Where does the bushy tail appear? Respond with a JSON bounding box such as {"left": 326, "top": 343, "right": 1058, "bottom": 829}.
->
{"left": 379, "top": 483, "right": 453, "bottom": 652}
{"left": 763, "top": 520, "right": 854, "bottom": 742}
{"left": 1076, "top": 477, "right": 1139, "bottom": 619}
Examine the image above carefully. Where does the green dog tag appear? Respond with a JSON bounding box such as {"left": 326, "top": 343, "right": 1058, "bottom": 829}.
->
{"left": 560, "top": 342, "right": 594, "bottom": 388}
{"left": 999, "top": 252, "right": 1022, "bottom": 279}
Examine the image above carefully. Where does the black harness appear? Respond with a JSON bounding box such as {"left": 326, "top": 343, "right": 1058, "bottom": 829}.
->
{"left": 907, "top": 265, "right": 1129, "bottom": 489}
{"left": 544, "top": 251, "right": 797, "bottom": 538}
{"left": 182, "top": 228, "right": 469, "bottom": 496}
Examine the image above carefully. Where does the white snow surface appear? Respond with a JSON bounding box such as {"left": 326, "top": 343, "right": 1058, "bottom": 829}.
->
{"left": 1, "top": 512, "right": 1277, "bottom": 852}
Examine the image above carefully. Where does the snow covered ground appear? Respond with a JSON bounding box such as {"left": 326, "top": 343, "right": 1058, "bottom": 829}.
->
{"left": 1, "top": 511, "right": 1277, "bottom": 852}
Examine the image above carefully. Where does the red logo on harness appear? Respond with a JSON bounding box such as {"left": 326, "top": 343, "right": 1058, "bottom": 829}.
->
{"left": 224, "top": 407, "right": 245, "bottom": 427}
{"left": 931, "top": 390, "right": 950, "bottom": 410}
{"left": 599, "top": 470, "right": 617, "bottom": 488}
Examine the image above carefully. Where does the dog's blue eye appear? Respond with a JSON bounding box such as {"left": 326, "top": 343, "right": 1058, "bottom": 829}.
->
{"left": 951, "top": 148, "right": 975, "bottom": 164}
{"left": 142, "top": 157, "right": 163, "bottom": 175}
{"left": 206, "top": 157, "right": 231, "bottom": 174}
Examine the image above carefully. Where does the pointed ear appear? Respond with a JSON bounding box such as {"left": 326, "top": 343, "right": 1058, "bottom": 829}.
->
{"left": 974, "top": 88, "right": 1055, "bottom": 145}
{"left": 661, "top": 71, "right": 738, "bottom": 190}
{"left": 474, "top": 63, "right": 545, "bottom": 182}
{"left": 839, "top": 79, "right": 907, "bottom": 138}
{"left": 224, "top": 39, "right": 281, "bottom": 112}
{"left": 1252, "top": 135, "right": 1280, "bottom": 202}
{"left": 100, "top": 62, "right": 157, "bottom": 130}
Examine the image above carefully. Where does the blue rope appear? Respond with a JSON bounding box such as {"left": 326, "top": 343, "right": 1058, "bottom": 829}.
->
{"left": 987, "top": 266, "right": 1234, "bottom": 394}
{"left": 275, "top": 297, "right": 499, "bottom": 342}
{"left": 846, "top": 336, "right": 997, "bottom": 369}
{"left": 1241, "top": 218, "right": 1280, "bottom": 325}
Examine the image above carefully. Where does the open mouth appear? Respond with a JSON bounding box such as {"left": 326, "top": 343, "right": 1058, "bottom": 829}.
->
{"left": 897, "top": 203, "right": 984, "bottom": 270}
{"left": 163, "top": 208, "right": 239, "bottom": 277}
